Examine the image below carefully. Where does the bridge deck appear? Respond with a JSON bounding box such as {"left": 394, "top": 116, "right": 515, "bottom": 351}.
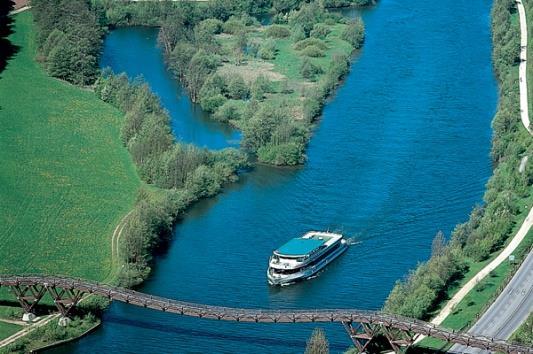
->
{"left": 0, "top": 275, "right": 531, "bottom": 353}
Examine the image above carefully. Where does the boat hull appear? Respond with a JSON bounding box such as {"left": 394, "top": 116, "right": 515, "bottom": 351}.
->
{"left": 267, "top": 240, "right": 348, "bottom": 286}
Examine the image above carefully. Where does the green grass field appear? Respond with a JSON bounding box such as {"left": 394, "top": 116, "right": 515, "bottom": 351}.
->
{"left": 0, "top": 12, "right": 140, "bottom": 282}
{"left": 0, "top": 322, "right": 22, "bottom": 342}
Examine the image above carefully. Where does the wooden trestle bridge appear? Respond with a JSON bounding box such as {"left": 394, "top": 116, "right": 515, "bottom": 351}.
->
{"left": 0, "top": 276, "right": 531, "bottom": 354}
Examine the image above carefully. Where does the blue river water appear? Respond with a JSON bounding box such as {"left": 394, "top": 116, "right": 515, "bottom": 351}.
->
{"left": 52, "top": 0, "right": 496, "bottom": 352}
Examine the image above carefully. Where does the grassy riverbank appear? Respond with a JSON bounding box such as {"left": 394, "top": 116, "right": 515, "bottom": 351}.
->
{"left": 0, "top": 11, "right": 140, "bottom": 280}
{"left": 384, "top": 0, "right": 532, "bottom": 343}
{"left": 0, "top": 10, "right": 140, "bottom": 347}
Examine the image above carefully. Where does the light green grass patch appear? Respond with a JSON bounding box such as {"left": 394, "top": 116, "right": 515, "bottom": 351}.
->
{"left": 0, "top": 12, "right": 140, "bottom": 282}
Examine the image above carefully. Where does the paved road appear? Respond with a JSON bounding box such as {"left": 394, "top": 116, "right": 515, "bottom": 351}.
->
{"left": 449, "top": 251, "right": 533, "bottom": 353}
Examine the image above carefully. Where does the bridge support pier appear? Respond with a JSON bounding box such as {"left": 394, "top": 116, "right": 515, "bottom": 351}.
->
{"left": 342, "top": 321, "right": 415, "bottom": 354}
{"left": 47, "top": 286, "right": 84, "bottom": 319}
{"left": 10, "top": 284, "right": 46, "bottom": 322}
{"left": 342, "top": 321, "right": 376, "bottom": 353}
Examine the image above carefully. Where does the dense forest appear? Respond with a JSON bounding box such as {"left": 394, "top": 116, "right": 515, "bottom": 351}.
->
{"left": 384, "top": 0, "right": 532, "bottom": 319}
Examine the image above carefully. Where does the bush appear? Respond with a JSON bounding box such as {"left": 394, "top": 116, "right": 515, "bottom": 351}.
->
{"left": 259, "top": 39, "right": 277, "bottom": 59}
{"left": 222, "top": 16, "right": 245, "bottom": 34}
{"left": 300, "top": 45, "right": 326, "bottom": 57}
{"left": 227, "top": 75, "right": 250, "bottom": 99}
{"left": 294, "top": 37, "right": 328, "bottom": 51}
{"left": 265, "top": 24, "right": 291, "bottom": 38}
{"left": 300, "top": 58, "right": 323, "bottom": 80}
{"left": 200, "top": 93, "right": 227, "bottom": 113}
{"left": 251, "top": 75, "right": 273, "bottom": 100}
{"left": 291, "top": 25, "right": 306, "bottom": 42}
{"left": 214, "top": 100, "right": 245, "bottom": 122}
{"left": 257, "top": 142, "right": 305, "bottom": 165}
{"left": 310, "top": 23, "right": 331, "bottom": 39}
{"left": 341, "top": 17, "right": 365, "bottom": 48}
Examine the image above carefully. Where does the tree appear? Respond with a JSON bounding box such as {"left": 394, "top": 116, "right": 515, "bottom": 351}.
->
{"left": 431, "top": 231, "right": 446, "bottom": 257}
{"left": 305, "top": 328, "right": 329, "bottom": 354}
{"left": 227, "top": 75, "right": 249, "bottom": 99}
{"left": 185, "top": 50, "right": 220, "bottom": 102}
{"left": 342, "top": 17, "right": 365, "bottom": 48}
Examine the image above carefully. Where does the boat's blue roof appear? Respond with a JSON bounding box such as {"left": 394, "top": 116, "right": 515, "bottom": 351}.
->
{"left": 276, "top": 237, "right": 325, "bottom": 256}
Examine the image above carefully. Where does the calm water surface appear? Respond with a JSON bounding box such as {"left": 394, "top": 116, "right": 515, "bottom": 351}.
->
{"left": 53, "top": 0, "right": 496, "bottom": 352}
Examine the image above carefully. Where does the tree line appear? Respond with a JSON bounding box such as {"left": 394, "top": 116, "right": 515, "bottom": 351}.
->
{"left": 384, "top": 0, "right": 531, "bottom": 320}
{"left": 32, "top": 0, "right": 103, "bottom": 85}
{"left": 95, "top": 72, "right": 247, "bottom": 286}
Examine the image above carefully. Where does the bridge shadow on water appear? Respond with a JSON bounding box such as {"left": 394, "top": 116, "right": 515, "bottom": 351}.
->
{"left": 0, "top": 0, "right": 19, "bottom": 80}
{"left": 104, "top": 314, "right": 349, "bottom": 351}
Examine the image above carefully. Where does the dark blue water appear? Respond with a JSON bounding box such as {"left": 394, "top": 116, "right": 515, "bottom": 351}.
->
{"left": 54, "top": 0, "right": 496, "bottom": 352}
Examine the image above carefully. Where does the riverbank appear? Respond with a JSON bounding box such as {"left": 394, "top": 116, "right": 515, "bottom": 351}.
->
{"left": 384, "top": 0, "right": 532, "bottom": 347}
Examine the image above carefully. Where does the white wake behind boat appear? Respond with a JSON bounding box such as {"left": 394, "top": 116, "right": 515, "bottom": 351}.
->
{"left": 267, "top": 231, "right": 348, "bottom": 286}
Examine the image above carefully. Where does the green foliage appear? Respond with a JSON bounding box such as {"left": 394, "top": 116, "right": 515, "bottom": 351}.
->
{"left": 291, "top": 25, "right": 306, "bottom": 42}
{"left": 293, "top": 37, "right": 328, "bottom": 51}
{"left": 310, "top": 23, "right": 331, "bottom": 39}
{"left": 227, "top": 75, "right": 250, "bottom": 99}
{"left": 300, "top": 45, "right": 326, "bottom": 57}
{"left": 300, "top": 58, "right": 323, "bottom": 80}
{"left": 32, "top": 0, "right": 103, "bottom": 85}
{"left": 251, "top": 75, "right": 273, "bottom": 100}
{"left": 96, "top": 73, "right": 247, "bottom": 284}
{"left": 512, "top": 314, "right": 533, "bottom": 346}
{"left": 259, "top": 38, "right": 277, "bottom": 59}
{"left": 288, "top": 2, "right": 326, "bottom": 36}
{"left": 222, "top": 16, "right": 246, "bottom": 34}
{"left": 305, "top": 328, "right": 329, "bottom": 354}
{"left": 265, "top": 24, "right": 291, "bottom": 38}
{"left": 341, "top": 17, "right": 365, "bottom": 48}
{"left": 214, "top": 100, "right": 246, "bottom": 122}
{"left": 257, "top": 142, "right": 305, "bottom": 165}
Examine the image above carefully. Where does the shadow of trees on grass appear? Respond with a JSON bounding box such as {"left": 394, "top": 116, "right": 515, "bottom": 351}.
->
{"left": 0, "top": 0, "right": 18, "bottom": 78}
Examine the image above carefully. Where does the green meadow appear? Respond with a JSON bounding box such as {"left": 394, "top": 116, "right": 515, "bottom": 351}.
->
{"left": 0, "top": 12, "right": 140, "bottom": 281}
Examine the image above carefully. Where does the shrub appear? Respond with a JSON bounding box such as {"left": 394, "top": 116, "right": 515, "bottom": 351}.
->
{"left": 214, "top": 100, "right": 245, "bottom": 122}
{"left": 300, "top": 58, "right": 323, "bottom": 80}
{"left": 200, "top": 93, "right": 227, "bottom": 113}
{"left": 310, "top": 23, "right": 331, "bottom": 39}
{"left": 301, "top": 45, "right": 326, "bottom": 57}
{"left": 257, "top": 142, "right": 305, "bottom": 165}
{"left": 265, "top": 24, "right": 291, "bottom": 38}
{"left": 341, "top": 17, "right": 365, "bottom": 48}
{"left": 251, "top": 75, "right": 273, "bottom": 100}
{"left": 227, "top": 75, "right": 250, "bottom": 99}
{"left": 222, "top": 16, "right": 245, "bottom": 34}
{"left": 291, "top": 25, "right": 306, "bottom": 42}
{"left": 259, "top": 39, "right": 277, "bottom": 59}
{"left": 294, "top": 37, "right": 328, "bottom": 51}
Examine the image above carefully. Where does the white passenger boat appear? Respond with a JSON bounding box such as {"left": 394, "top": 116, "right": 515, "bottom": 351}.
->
{"left": 267, "top": 231, "right": 348, "bottom": 286}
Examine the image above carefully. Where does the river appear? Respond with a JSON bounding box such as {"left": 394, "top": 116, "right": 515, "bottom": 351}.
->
{"left": 51, "top": 0, "right": 496, "bottom": 352}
